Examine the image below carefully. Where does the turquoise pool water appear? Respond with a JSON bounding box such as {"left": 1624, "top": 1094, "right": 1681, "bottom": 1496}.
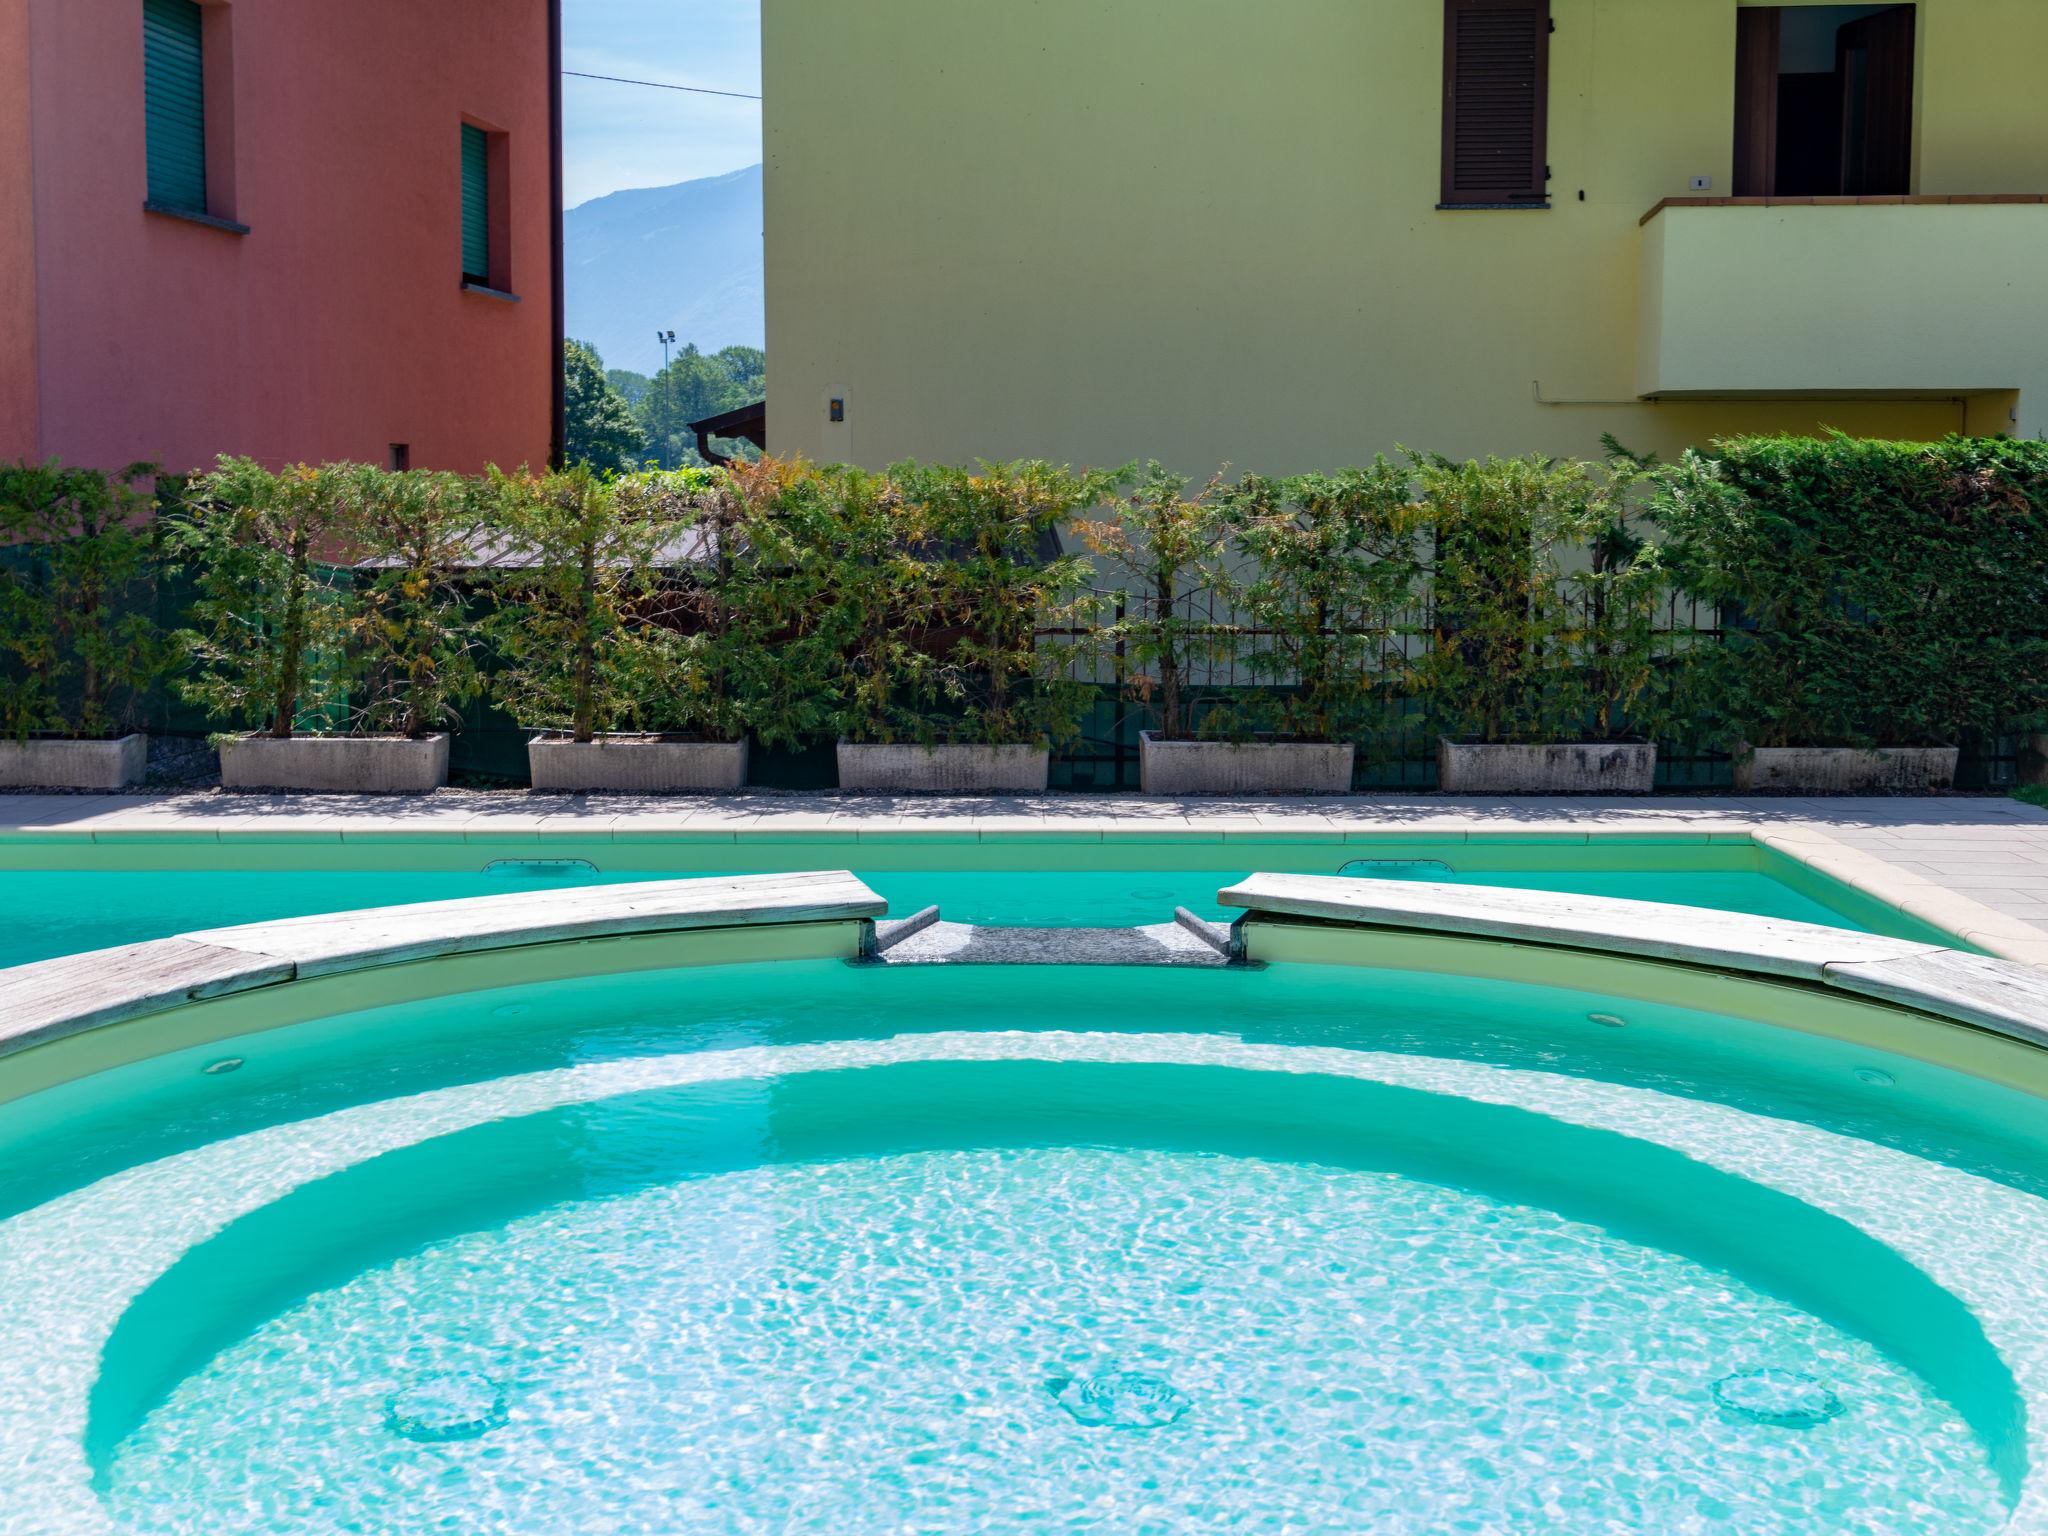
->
{"left": 1, "top": 963, "right": 2043, "bottom": 1535}
{"left": 0, "top": 863, "right": 1868, "bottom": 969}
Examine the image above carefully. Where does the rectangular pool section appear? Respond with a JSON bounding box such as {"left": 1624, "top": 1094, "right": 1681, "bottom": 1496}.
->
{"left": 0, "top": 832, "right": 1953, "bottom": 970}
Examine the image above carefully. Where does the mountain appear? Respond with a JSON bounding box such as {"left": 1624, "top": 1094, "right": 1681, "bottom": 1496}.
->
{"left": 563, "top": 164, "right": 763, "bottom": 377}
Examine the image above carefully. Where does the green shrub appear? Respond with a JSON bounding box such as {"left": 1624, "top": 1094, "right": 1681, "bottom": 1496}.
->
{"left": 132, "top": 436, "right": 2047, "bottom": 773}
{"left": 1219, "top": 461, "right": 1427, "bottom": 745}
{"left": 170, "top": 458, "right": 489, "bottom": 740}
{"left": 484, "top": 464, "right": 745, "bottom": 743}
{"left": 0, "top": 459, "right": 169, "bottom": 742}
{"left": 628, "top": 466, "right": 778, "bottom": 744}
{"left": 1080, "top": 464, "right": 1238, "bottom": 741}
{"left": 1410, "top": 450, "right": 1673, "bottom": 747}
{"left": 167, "top": 459, "right": 357, "bottom": 739}
{"left": 727, "top": 457, "right": 909, "bottom": 748}
{"left": 1650, "top": 433, "right": 2048, "bottom": 749}
{"left": 336, "top": 465, "right": 487, "bottom": 738}
{"left": 746, "top": 458, "right": 1115, "bottom": 749}
{"left": 891, "top": 459, "right": 1117, "bottom": 748}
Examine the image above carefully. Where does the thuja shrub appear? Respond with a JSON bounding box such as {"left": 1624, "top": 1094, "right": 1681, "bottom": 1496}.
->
{"left": 0, "top": 459, "right": 169, "bottom": 741}
{"left": 1411, "top": 450, "right": 1673, "bottom": 747}
{"left": 172, "top": 459, "right": 491, "bottom": 740}
{"left": 635, "top": 466, "right": 780, "bottom": 745}
{"left": 893, "top": 459, "right": 1115, "bottom": 748}
{"left": 1218, "top": 461, "right": 1426, "bottom": 744}
{"left": 167, "top": 459, "right": 358, "bottom": 739}
{"left": 1650, "top": 434, "right": 2048, "bottom": 748}
{"left": 727, "top": 457, "right": 914, "bottom": 748}
{"left": 336, "top": 464, "right": 488, "bottom": 738}
{"left": 1080, "top": 463, "right": 1237, "bottom": 741}
{"left": 484, "top": 465, "right": 747, "bottom": 743}
{"left": 746, "top": 458, "right": 1114, "bottom": 749}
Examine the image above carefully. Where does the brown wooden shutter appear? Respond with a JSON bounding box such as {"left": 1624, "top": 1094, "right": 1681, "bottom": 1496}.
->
{"left": 1440, "top": 0, "right": 1550, "bottom": 205}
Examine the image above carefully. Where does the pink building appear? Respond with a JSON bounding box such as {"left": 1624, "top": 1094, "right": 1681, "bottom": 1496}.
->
{"left": 0, "top": 0, "right": 561, "bottom": 476}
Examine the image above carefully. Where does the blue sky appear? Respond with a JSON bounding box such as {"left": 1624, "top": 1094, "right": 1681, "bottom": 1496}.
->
{"left": 563, "top": 0, "right": 761, "bottom": 209}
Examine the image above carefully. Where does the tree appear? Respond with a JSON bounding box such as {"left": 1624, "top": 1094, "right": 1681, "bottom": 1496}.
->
{"left": 562, "top": 340, "right": 647, "bottom": 472}
{"left": 605, "top": 368, "right": 652, "bottom": 408}
{"left": 636, "top": 343, "right": 767, "bottom": 468}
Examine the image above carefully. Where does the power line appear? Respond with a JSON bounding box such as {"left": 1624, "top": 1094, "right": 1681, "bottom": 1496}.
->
{"left": 562, "top": 69, "right": 760, "bottom": 102}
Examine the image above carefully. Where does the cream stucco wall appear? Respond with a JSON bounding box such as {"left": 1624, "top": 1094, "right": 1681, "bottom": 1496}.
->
{"left": 763, "top": 0, "right": 2048, "bottom": 473}
{"left": 1641, "top": 202, "right": 2046, "bottom": 417}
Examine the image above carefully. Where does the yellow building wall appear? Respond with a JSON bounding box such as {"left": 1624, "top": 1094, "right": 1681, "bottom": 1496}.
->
{"left": 1913, "top": 0, "right": 2048, "bottom": 191}
{"left": 1641, "top": 203, "right": 2047, "bottom": 415}
{"left": 762, "top": 0, "right": 2048, "bottom": 473}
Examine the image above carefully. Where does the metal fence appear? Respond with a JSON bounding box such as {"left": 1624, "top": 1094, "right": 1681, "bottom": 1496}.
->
{"left": 1038, "top": 584, "right": 2020, "bottom": 793}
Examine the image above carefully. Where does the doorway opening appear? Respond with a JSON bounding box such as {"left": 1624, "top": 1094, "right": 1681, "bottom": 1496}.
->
{"left": 1734, "top": 4, "right": 1915, "bottom": 197}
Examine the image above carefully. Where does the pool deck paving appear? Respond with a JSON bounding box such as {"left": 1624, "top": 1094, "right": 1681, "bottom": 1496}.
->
{"left": 3, "top": 790, "right": 2046, "bottom": 967}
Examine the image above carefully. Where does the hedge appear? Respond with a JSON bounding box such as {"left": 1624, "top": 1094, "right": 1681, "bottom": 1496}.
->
{"left": 1649, "top": 433, "right": 2048, "bottom": 749}
{"left": 6, "top": 438, "right": 2044, "bottom": 769}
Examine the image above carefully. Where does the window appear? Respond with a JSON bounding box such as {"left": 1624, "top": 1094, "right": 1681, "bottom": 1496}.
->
{"left": 142, "top": 0, "right": 242, "bottom": 231}
{"left": 388, "top": 443, "right": 411, "bottom": 472}
{"left": 461, "top": 123, "right": 491, "bottom": 286}
{"left": 143, "top": 0, "right": 206, "bottom": 212}
{"left": 1439, "top": 0, "right": 1550, "bottom": 208}
{"left": 1734, "top": 5, "right": 1915, "bottom": 197}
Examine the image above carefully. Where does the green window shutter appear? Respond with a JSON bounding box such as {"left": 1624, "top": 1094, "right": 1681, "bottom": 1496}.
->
{"left": 143, "top": 0, "right": 206, "bottom": 211}
{"left": 461, "top": 124, "right": 491, "bottom": 283}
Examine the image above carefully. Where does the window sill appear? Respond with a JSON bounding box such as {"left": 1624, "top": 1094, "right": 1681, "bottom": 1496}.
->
{"left": 1436, "top": 201, "right": 1551, "bottom": 212}
{"left": 461, "top": 280, "right": 521, "bottom": 303}
{"left": 143, "top": 201, "right": 250, "bottom": 236}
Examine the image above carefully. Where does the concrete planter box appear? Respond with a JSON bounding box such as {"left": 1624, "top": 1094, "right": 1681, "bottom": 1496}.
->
{"left": 219, "top": 733, "right": 449, "bottom": 793}
{"left": 836, "top": 742, "right": 1049, "bottom": 794}
{"left": 527, "top": 734, "right": 747, "bottom": 792}
{"left": 0, "top": 732, "right": 147, "bottom": 790}
{"left": 1139, "top": 732, "right": 1354, "bottom": 796}
{"left": 1437, "top": 739, "right": 1657, "bottom": 796}
{"left": 1733, "top": 745, "right": 1959, "bottom": 794}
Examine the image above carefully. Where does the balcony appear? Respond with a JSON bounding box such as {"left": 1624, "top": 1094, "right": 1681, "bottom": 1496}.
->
{"left": 1636, "top": 197, "right": 2048, "bottom": 405}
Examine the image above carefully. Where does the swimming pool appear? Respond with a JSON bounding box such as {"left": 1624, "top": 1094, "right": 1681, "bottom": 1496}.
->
{"left": 4, "top": 940, "right": 2046, "bottom": 1536}
{"left": 0, "top": 829, "right": 1953, "bottom": 967}
{"left": 0, "top": 839, "right": 2033, "bottom": 1534}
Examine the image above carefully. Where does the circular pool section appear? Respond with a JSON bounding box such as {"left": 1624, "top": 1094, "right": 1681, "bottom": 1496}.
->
{"left": 1, "top": 963, "right": 2045, "bottom": 1535}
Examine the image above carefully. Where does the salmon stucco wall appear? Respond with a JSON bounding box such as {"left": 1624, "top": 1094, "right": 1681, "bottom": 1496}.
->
{"left": 0, "top": 2, "right": 38, "bottom": 465}
{"left": 763, "top": 0, "right": 2048, "bottom": 474}
{"left": 17, "top": 0, "right": 552, "bottom": 476}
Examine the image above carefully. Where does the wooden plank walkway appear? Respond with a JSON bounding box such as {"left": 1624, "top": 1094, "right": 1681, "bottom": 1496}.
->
{"left": 0, "top": 871, "right": 884, "bottom": 1059}
{"left": 1220, "top": 873, "right": 2048, "bottom": 1048}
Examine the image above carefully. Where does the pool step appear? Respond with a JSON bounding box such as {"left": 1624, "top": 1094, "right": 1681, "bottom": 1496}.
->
{"left": 866, "top": 919, "right": 1235, "bottom": 968}
{"left": 871, "top": 904, "right": 942, "bottom": 954}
